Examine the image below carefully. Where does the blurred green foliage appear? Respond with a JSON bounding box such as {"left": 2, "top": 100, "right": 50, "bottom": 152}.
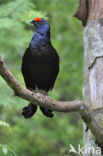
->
{"left": 0, "top": 0, "right": 83, "bottom": 155}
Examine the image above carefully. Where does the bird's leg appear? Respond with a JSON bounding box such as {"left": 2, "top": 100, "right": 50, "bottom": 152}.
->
{"left": 35, "top": 84, "right": 39, "bottom": 93}
{"left": 44, "top": 90, "right": 48, "bottom": 97}
{"left": 43, "top": 91, "right": 48, "bottom": 101}
{"left": 35, "top": 84, "right": 40, "bottom": 96}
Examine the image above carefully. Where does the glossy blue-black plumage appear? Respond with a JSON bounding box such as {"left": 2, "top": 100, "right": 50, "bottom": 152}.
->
{"left": 21, "top": 18, "right": 59, "bottom": 118}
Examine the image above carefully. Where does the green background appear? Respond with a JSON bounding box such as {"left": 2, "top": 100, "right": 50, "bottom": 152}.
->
{"left": 0, "top": 0, "right": 83, "bottom": 155}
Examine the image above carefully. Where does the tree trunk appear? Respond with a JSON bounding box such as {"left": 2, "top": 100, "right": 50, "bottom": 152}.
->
{"left": 83, "top": 0, "right": 103, "bottom": 155}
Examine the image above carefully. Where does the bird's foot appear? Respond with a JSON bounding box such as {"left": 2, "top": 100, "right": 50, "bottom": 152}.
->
{"left": 35, "top": 84, "right": 41, "bottom": 97}
{"left": 22, "top": 103, "right": 37, "bottom": 119}
{"left": 35, "top": 84, "right": 39, "bottom": 93}
{"left": 43, "top": 90, "right": 48, "bottom": 100}
{"left": 44, "top": 90, "right": 48, "bottom": 97}
{"left": 36, "top": 92, "right": 41, "bottom": 97}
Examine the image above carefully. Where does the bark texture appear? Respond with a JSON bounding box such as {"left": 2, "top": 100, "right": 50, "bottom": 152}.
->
{"left": 74, "top": 0, "right": 103, "bottom": 26}
{"left": 74, "top": 0, "right": 88, "bottom": 26}
{"left": 83, "top": 0, "right": 103, "bottom": 154}
{"left": 88, "top": 0, "right": 103, "bottom": 20}
{"left": 1, "top": 56, "right": 103, "bottom": 149}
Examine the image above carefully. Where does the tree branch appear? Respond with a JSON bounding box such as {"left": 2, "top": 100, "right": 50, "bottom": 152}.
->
{"left": 0, "top": 56, "right": 103, "bottom": 150}
{"left": 0, "top": 56, "right": 82, "bottom": 112}
{"left": 80, "top": 106, "right": 103, "bottom": 151}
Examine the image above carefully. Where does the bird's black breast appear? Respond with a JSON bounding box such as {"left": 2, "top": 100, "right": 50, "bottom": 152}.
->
{"left": 21, "top": 43, "right": 59, "bottom": 91}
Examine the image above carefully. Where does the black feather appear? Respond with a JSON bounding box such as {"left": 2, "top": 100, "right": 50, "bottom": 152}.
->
{"left": 21, "top": 18, "right": 59, "bottom": 118}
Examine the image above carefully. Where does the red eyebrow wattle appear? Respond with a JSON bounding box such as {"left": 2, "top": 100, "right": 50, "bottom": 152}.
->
{"left": 34, "top": 17, "right": 42, "bottom": 22}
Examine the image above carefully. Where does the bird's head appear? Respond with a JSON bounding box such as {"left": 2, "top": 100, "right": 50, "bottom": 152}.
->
{"left": 30, "top": 17, "right": 50, "bottom": 32}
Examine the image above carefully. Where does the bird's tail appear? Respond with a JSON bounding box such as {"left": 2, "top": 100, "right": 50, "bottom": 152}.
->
{"left": 39, "top": 107, "right": 54, "bottom": 118}
{"left": 22, "top": 103, "right": 37, "bottom": 119}
{"left": 22, "top": 104, "right": 54, "bottom": 119}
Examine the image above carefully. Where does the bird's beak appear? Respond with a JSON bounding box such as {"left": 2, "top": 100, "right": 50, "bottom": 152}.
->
{"left": 30, "top": 20, "right": 34, "bottom": 24}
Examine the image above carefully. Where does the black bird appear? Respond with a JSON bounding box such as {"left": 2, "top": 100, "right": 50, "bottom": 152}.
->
{"left": 21, "top": 17, "right": 59, "bottom": 119}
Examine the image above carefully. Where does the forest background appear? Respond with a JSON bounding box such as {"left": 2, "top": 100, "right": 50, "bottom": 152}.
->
{"left": 0, "top": 0, "right": 83, "bottom": 155}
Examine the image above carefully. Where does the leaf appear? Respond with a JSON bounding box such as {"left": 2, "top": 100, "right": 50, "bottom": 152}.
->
{"left": 0, "top": 120, "right": 10, "bottom": 128}
{"left": 2, "top": 147, "right": 8, "bottom": 154}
